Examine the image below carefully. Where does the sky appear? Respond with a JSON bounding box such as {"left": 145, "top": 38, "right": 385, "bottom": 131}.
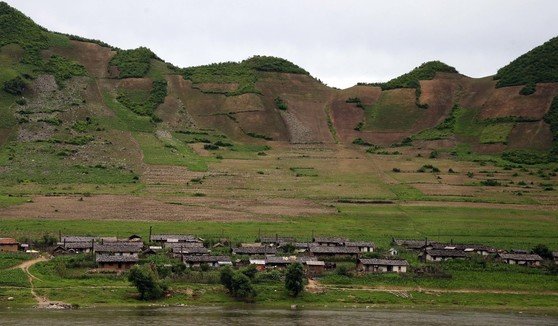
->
{"left": 6, "top": 0, "right": 558, "bottom": 88}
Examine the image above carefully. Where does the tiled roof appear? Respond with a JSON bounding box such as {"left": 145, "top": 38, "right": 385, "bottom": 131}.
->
{"left": 498, "top": 253, "right": 543, "bottom": 261}
{"left": 0, "top": 238, "right": 18, "bottom": 245}
{"left": 96, "top": 254, "right": 139, "bottom": 263}
{"left": 345, "top": 241, "right": 375, "bottom": 248}
{"left": 359, "top": 258, "right": 409, "bottom": 266}
{"left": 64, "top": 242, "right": 94, "bottom": 249}
{"left": 150, "top": 234, "right": 200, "bottom": 242}
{"left": 425, "top": 249, "right": 468, "bottom": 258}
{"left": 94, "top": 243, "right": 142, "bottom": 253}
{"left": 182, "top": 255, "right": 231, "bottom": 263}
{"left": 312, "top": 237, "right": 348, "bottom": 244}
{"left": 310, "top": 246, "right": 360, "bottom": 254}
{"left": 61, "top": 236, "right": 97, "bottom": 243}
{"left": 172, "top": 247, "right": 209, "bottom": 254}
{"left": 232, "top": 246, "right": 277, "bottom": 255}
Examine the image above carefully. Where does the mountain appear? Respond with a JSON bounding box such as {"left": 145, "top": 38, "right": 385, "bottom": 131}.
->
{"left": 1, "top": 1, "right": 558, "bottom": 188}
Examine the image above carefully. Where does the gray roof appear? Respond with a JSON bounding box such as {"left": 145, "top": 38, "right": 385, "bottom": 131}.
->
{"left": 313, "top": 237, "right": 348, "bottom": 244}
{"left": 264, "top": 256, "right": 320, "bottom": 265}
{"left": 94, "top": 243, "right": 142, "bottom": 253}
{"left": 498, "top": 253, "right": 543, "bottom": 261}
{"left": 260, "top": 236, "right": 296, "bottom": 244}
{"left": 425, "top": 249, "right": 468, "bottom": 258}
{"left": 293, "top": 242, "right": 319, "bottom": 249}
{"left": 232, "top": 246, "right": 277, "bottom": 255}
{"left": 182, "top": 255, "right": 231, "bottom": 263}
{"left": 345, "top": 241, "right": 375, "bottom": 248}
{"left": 392, "top": 238, "right": 432, "bottom": 249}
{"left": 64, "top": 242, "right": 94, "bottom": 249}
{"left": 96, "top": 254, "right": 139, "bottom": 263}
{"left": 430, "top": 243, "right": 495, "bottom": 252}
{"left": 310, "top": 246, "right": 360, "bottom": 254}
{"left": 359, "top": 258, "right": 409, "bottom": 266}
{"left": 150, "top": 234, "right": 201, "bottom": 242}
{"left": 61, "top": 236, "right": 97, "bottom": 243}
{"left": 164, "top": 242, "right": 204, "bottom": 248}
{"left": 172, "top": 247, "right": 209, "bottom": 254}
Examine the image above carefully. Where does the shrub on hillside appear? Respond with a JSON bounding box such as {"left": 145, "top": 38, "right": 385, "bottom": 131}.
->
{"left": 2, "top": 76, "right": 27, "bottom": 95}
{"left": 110, "top": 47, "right": 156, "bottom": 78}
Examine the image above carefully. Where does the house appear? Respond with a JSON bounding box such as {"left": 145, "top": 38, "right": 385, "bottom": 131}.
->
{"left": 0, "top": 238, "right": 19, "bottom": 252}
{"left": 392, "top": 238, "right": 432, "bottom": 250}
{"left": 63, "top": 242, "right": 94, "bottom": 254}
{"left": 249, "top": 259, "right": 266, "bottom": 271}
{"left": 420, "top": 249, "right": 468, "bottom": 262}
{"left": 345, "top": 241, "right": 375, "bottom": 253}
{"left": 164, "top": 242, "right": 204, "bottom": 249}
{"left": 553, "top": 252, "right": 558, "bottom": 265}
{"left": 304, "top": 260, "right": 326, "bottom": 276}
{"left": 60, "top": 236, "right": 97, "bottom": 243}
{"left": 498, "top": 253, "right": 543, "bottom": 266}
{"left": 309, "top": 246, "right": 360, "bottom": 260}
{"left": 94, "top": 243, "right": 142, "bottom": 256}
{"left": 357, "top": 258, "right": 409, "bottom": 273}
{"left": 312, "top": 237, "right": 348, "bottom": 247}
{"left": 259, "top": 236, "right": 296, "bottom": 246}
{"left": 292, "top": 242, "right": 318, "bottom": 253}
{"left": 232, "top": 246, "right": 277, "bottom": 256}
{"left": 150, "top": 234, "right": 202, "bottom": 244}
{"left": 182, "top": 255, "right": 232, "bottom": 268}
{"left": 96, "top": 254, "right": 138, "bottom": 271}
{"left": 171, "top": 246, "right": 209, "bottom": 256}
{"left": 429, "top": 243, "right": 496, "bottom": 256}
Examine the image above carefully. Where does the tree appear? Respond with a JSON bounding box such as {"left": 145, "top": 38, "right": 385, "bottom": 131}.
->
{"left": 231, "top": 272, "right": 257, "bottom": 301}
{"left": 241, "top": 264, "right": 258, "bottom": 279}
{"left": 532, "top": 244, "right": 553, "bottom": 260}
{"left": 128, "top": 264, "right": 166, "bottom": 300}
{"left": 285, "top": 262, "right": 305, "bottom": 297}
{"left": 220, "top": 265, "right": 234, "bottom": 292}
{"left": 3, "top": 76, "right": 26, "bottom": 95}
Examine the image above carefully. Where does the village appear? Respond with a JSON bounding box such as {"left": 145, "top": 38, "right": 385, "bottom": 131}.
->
{"left": 1, "top": 232, "right": 556, "bottom": 277}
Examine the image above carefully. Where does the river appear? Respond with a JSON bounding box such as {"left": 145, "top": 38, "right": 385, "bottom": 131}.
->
{"left": 0, "top": 306, "right": 556, "bottom": 326}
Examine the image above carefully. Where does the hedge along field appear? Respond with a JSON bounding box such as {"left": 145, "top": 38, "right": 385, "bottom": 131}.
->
{"left": 1, "top": 204, "right": 556, "bottom": 249}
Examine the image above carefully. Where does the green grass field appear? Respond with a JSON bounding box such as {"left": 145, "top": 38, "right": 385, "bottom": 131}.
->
{"left": 363, "top": 89, "right": 422, "bottom": 131}
{"left": 1, "top": 205, "right": 556, "bottom": 249}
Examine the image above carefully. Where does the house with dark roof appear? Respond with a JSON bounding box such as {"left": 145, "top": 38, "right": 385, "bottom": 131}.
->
{"left": 96, "top": 254, "right": 138, "bottom": 271}
{"left": 429, "top": 243, "right": 497, "bottom": 256}
{"left": 61, "top": 242, "right": 94, "bottom": 254}
{"left": 312, "top": 237, "right": 348, "bottom": 247}
{"left": 150, "top": 234, "right": 202, "bottom": 244}
{"left": 259, "top": 236, "right": 296, "bottom": 246}
{"left": 0, "top": 238, "right": 19, "bottom": 252}
{"left": 94, "top": 243, "right": 142, "bottom": 257}
{"left": 309, "top": 246, "right": 360, "bottom": 260}
{"left": 498, "top": 253, "right": 543, "bottom": 266}
{"left": 357, "top": 258, "right": 409, "bottom": 273}
{"left": 420, "top": 249, "right": 468, "bottom": 262}
{"left": 171, "top": 246, "right": 209, "bottom": 256}
{"left": 392, "top": 238, "right": 432, "bottom": 250}
{"left": 345, "top": 241, "right": 375, "bottom": 253}
{"left": 182, "top": 255, "right": 232, "bottom": 268}
{"left": 164, "top": 242, "right": 204, "bottom": 249}
{"left": 60, "top": 236, "right": 97, "bottom": 243}
{"left": 232, "top": 246, "right": 277, "bottom": 256}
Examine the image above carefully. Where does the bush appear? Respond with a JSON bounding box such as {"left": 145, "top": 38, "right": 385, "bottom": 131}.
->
{"left": 392, "top": 167, "right": 401, "bottom": 173}
{"left": 3, "top": 76, "right": 27, "bottom": 95}
{"left": 274, "top": 97, "right": 288, "bottom": 110}
{"left": 241, "top": 264, "right": 258, "bottom": 279}
{"left": 480, "top": 179, "right": 501, "bottom": 186}
{"left": 519, "top": 82, "right": 536, "bottom": 95}
{"left": 532, "top": 244, "right": 553, "bottom": 260}
{"left": 429, "top": 150, "right": 439, "bottom": 159}
{"left": 203, "top": 144, "right": 219, "bottom": 150}
{"left": 109, "top": 47, "right": 156, "bottom": 78}
{"left": 219, "top": 266, "right": 234, "bottom": 292}
{"left": 285, "top": 263, "right": 305, "bottom": 297}
{"left": 231, "top": 272, "right": 257, "bottom": 301}
{"left": 128, "top": 264, "right": 167, "bottom": 300}
{"left": 502, "top": 149, "right": 550, "bottom": 165}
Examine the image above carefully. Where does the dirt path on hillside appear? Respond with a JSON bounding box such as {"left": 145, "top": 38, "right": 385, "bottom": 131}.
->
{"left": 12, "top": 255, "right": 72, "bottom": 309}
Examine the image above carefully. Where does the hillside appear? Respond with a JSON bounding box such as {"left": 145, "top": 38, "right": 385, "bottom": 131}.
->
{"left": 0, "top": 0, "right": 558, "bottom": 195}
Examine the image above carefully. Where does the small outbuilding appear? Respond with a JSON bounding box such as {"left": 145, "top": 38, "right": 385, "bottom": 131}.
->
{"left": 345, "top": 241, "right": 375, "bottom": 253}
{"left": 182, "top": 255, "right": 232, "bottom": 268}
{"left": 96, "top": 254, "right": 138, "bottom": 271}
{"left": 498, "top": 253, "right": 543, "bottom": 266}
{"left": 357, "top": 258, "right": 409, "bottom": 273}
{"left": 420, "top": 249, "right": 468, "bottom": 262}
{"left": 0, "top": 238, "right": 19, "bottom": 252}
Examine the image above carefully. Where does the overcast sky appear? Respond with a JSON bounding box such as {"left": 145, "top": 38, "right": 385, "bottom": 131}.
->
{"left": 6, "top": 0, "right": 558, "bottom": 88}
